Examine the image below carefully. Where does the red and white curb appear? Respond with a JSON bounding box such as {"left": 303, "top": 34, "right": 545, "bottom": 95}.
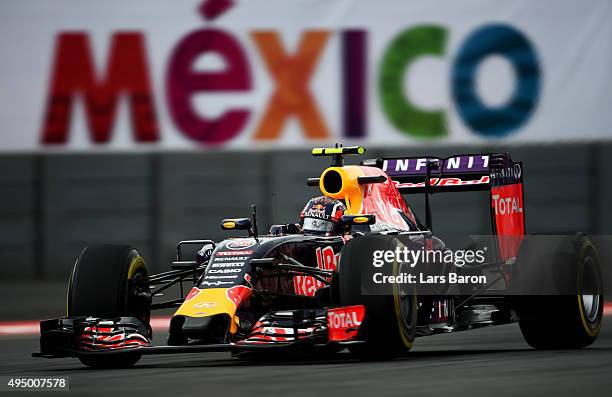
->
{"left": 1, "top": 304, "right": 612, "bottom": 336}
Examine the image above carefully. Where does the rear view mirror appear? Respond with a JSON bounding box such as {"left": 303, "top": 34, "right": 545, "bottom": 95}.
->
{"left": 221, "top": 218, "right": 252, "bottom": 231}
{"left": 341, "top": 214, "right": 376, "bottom": 226}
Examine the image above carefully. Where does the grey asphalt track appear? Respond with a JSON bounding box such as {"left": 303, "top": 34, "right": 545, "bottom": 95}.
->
{"left": 1, "top": 319, "right": 611, "bottom": 397}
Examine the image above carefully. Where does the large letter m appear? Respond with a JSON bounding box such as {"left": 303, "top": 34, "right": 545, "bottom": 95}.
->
{"left": 41, "top": 32, "right": 159, "bottom": 144}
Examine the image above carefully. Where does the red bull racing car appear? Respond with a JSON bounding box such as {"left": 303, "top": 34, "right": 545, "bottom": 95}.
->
{"left": 34, "top": 146, "right": 604, "bottom": 367}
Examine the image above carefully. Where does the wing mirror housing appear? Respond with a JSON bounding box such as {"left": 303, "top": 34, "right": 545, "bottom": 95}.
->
{"left": 340, "top": 214, "right": 376, "bottom": 227}
{"left": 221, "top": 218, "right": 252, "bottom": 231}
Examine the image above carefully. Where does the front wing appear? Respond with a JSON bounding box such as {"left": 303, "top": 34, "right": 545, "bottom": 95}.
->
{"left": 33, "top": 305, "right": 366, "bottom": 359}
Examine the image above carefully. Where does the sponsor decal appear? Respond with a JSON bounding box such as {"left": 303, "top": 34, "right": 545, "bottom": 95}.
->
{"left": 213, "top": 256, "right": 250, "bottom": 262}
{"left": 211, "top": 262, "right": 245, "bottom": 268}
{"left": 303, "top": 209, "right": 330, "bottom": 220}
{"left": 327, "top": 305, "right": 365, "bottom": 342}
{"left": 395, "top": 175, "right": 490, "bottom": 189}
{"left": 216, "top": 250, "right": 253, "bottom": 256}
{"left": 513, "top": 163, "right": 522, "bottom": 180}
{"left": 205, "top": 275, "right": 239, "bottom": 280}
{"left": 209, "top": 268, "right": 242, "bottom": 273}
{"left": 294, "top": 246, "right": 339, "bottom": 296}
{"left": 175, "top": 284, "right": 251, "bottom": 320}
{"left": 225, "top": 240, "right": 257, "bottom": 250}
{"left": 194, "top": 302, "right": 217, "bottom": 309}
{"left": 491, "top": 182, "right": 525, "bottom": 260}
{"left": 384, "top": 155, "right": 489, "bottom": 176}
{"left": 492, "top": 194, "right": 523, "bottom": 216}
{"left": 491, "top": 162, "right": 522, "bottom": 184}
{"left": 201, "top": 280, "right": 234, "bottom": 287}
{"left": 206, "top": 256, "right": 246, "bottom": 285}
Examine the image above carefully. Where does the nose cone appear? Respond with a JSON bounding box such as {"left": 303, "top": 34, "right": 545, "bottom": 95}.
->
{"left": 169, "top": 286, "right": 252, "bottom": 344}
{"left": 168, "top": 313, "right": 232, "bottom": 345}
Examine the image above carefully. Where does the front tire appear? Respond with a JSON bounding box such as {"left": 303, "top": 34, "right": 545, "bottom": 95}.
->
{"left": 68, "top": 245, "right": 151, "bottom": 368}
{"left": 338, "top": 236, "right": 417, "bottom": 360}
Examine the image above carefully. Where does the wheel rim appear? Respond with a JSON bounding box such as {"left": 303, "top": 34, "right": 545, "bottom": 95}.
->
{"left": 580, "top": 257, "right": 601, "bottom": 323}
{"left": 129, "top": 271, "right": 151, "bottom": 324}
{"left": 393, "top": 256, "right": 415, "bottom": 347}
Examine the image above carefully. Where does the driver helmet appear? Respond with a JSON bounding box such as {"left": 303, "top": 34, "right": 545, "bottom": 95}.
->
{"left": 300, "top": 196, "right": 346, "bottom": 236}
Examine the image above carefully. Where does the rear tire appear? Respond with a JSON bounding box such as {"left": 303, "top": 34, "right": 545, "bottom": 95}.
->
{"left": 514, "top": 235, "right": 603, "bottom": 349}
{"left": 68, "top": 245, "right": 151, "bottom": 368}
{"left": 338, "top": 236, "right": 416, "bottom": 360}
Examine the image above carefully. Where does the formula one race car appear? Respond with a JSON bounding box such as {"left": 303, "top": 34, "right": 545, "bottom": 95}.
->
{"left": 34, "top": 146, "right": 605, "bottom": 367}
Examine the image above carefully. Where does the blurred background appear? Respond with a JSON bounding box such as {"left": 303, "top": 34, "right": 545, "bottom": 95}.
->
{"left": 2, "top": 146, "right": 611, "bottom": 280}
{"left": 0, "top": 0, "right": 610, "bottom": 284}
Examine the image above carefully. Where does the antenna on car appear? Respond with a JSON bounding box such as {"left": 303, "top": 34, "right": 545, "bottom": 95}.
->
{"left": 331, "top": 142, "right": 343, "bottom": 166}
{"left": 311, "top": 144, "right": 366, "bottom": 167}
{"left": 251, "top": 205, "right": 259, "bottom": 242}
{"left": 271, "top": 192, "right": 277, "bottom": 227}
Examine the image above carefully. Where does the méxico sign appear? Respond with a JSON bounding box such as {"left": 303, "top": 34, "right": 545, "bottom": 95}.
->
{"left": 1, "top": 0, "right": 611, "bottom": 151}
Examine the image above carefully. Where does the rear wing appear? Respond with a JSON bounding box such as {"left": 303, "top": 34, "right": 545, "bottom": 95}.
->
{"left": 361, "top": 153, "right": 517, "bottom": 194}
{"left": 362, "top": 152, "right": 525, "bottom": 260}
